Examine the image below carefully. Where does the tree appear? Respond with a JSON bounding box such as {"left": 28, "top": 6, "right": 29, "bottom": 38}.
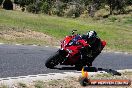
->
{"left": 53, "top": 0, "right": 66, "bottom": 16}
{"left": 26, "top": 0, "right": 43, "bottom": 13}
{"left": 115, "top": 0, "right": 126, "bottom": 14}
{"left": 0, "top": 0, "right": 4, "bottom": 5}
{"left": 126, "top": 0, "right": 132, "bottom": 6}
{"left": 14, "top": 0, "right": 34, "bottom": 7}
{"left": 73, "top": 0, "right": 102, "bottom": 17}
{"left": 40, "top": 0, "right": 53, "bottom": 15}
{"left": 107, "top": 0, "right": 126, "bottom": 15}
{"left": 3, "top": 0, "right": 13, "bottom": 10}
{"left": 107, "top": 0, "right": 115, "bottom": 15}
{"left": 87, "top": 0, "right": 102, "bottom": 17}
{"left": 41, "top": 1, "right": 51, "bottom": 14}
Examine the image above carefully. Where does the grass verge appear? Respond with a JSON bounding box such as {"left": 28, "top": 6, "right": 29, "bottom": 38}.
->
{"left": 0, "top": 9, "right": 132, "bottom": 52}
{"left": 0, "top": 72, "right": 131, "bottom": 88}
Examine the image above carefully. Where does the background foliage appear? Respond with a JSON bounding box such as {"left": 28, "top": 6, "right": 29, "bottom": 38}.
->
{"left": 11, "top": 0, "right": 132, "bottom": 18}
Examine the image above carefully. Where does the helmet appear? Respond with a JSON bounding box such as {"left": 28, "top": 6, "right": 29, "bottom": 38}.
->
{"left": 87, "top": 31, "right": 97, "bottom": 38}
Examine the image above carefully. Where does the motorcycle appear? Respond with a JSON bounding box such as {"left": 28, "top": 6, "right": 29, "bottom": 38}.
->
{"left": 45, "top": 30, "right": 106, "bottom": 70}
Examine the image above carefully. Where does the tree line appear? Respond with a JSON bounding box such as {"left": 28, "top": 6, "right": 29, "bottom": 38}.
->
{"left": 1, "top": 0, "right": 132, "bottom": 18}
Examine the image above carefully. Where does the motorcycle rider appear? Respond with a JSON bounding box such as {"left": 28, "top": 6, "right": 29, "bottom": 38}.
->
{"left": 69, "top": 30, "right": 105, "bottom": 66}
{"left": 81, "top": 30, "right": 104, "bottom": 66}
{"left": 82, "top": 31, "right": 102, "bottom": 51}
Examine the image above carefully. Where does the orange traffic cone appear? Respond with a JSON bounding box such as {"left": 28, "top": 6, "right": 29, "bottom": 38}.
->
{"left": 82, "top": 67, "right": 88, "bottom": 78}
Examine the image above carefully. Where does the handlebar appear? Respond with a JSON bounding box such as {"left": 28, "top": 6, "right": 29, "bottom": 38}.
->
{"left": 72, "top": 30, "right": 77, "bottom": 35}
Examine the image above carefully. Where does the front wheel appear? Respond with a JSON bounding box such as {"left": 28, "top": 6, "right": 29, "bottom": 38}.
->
{"left": 45, "top": 51, "right": 60, "bottom": 68}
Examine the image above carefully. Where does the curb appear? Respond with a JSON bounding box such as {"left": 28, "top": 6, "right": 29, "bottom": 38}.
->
{"left": 0, "top": 69, "right": 132, "bottom": 87}
{"left": 0, "top": 72, "right": 81, "bottom": 87}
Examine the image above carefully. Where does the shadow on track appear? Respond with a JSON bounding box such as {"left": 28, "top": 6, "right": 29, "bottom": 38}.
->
{"left": 52, "top": 66, "right": 121, "bottom": 76}
{"left": 83, "top": 67, "right": 122, "bottom": 76}
{"left": 97, "top": 68, "right": 122, "bottom": 76}
{"left": 54, "top": 67, "right": 77, "bottom": 70}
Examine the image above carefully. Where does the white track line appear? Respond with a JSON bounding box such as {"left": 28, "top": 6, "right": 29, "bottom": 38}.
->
{"left": 15, "top": 44, "right": 21, "bottom": 46}
{"left": 0, "top": 43, "right": 4, "bottom": 45}
{"left": 32, "top": 44, "right": 38, "bottom": 46}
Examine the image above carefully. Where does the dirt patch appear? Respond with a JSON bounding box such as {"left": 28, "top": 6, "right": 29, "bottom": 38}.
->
{"left": 34, "top": 72, "right": 132, "bottom": 88}
{"left": 0, "top": 25, "right": 59, "bottom": 45}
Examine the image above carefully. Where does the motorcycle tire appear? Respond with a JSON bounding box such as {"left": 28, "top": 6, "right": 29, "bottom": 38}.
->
{"left": 45, "top": 51, "right": 60, "bottom": 68}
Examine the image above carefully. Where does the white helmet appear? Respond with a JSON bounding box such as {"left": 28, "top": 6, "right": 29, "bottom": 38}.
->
{"left": 87, "top": 31, "right": 97, "bottom": 38}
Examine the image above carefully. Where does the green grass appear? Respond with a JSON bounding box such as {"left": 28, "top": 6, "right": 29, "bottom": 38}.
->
{"left": 17, "top": 82, "right": 27, "bottom": 88}
{"left": 0, "top": 9, "right": 132, "bottom": 52}
{"left": 0, "top": 85, "right": 8, "bottom": 88}
{"left": 34, "top": 81, "right": 45, "bottom": 88}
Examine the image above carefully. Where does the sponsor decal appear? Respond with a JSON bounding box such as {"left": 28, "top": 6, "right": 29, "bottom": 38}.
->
{"left": 80, "top": 67, "right": 131, "bottom": 86}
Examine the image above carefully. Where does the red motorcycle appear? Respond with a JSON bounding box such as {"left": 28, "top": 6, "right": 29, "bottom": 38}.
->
{"left": 45, "top": 30, "right": 106, "bottom": 69}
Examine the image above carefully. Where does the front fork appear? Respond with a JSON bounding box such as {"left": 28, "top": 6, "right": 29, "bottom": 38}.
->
{"left": 58, "top": 49, "right": 68, "bottom": 62}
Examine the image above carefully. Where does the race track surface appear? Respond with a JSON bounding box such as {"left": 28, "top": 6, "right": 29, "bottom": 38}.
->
{"left": 0, "top": 45, "right": 132, "bottom": 78}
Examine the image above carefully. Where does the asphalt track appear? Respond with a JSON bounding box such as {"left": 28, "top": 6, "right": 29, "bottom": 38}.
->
{"left": 0, "top": 44, "right": 132, "bottom": 78}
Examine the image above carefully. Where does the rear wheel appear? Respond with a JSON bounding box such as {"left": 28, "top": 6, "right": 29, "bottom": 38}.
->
{"left": 45, "top": 51, "right": 60, "bottom": 68}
